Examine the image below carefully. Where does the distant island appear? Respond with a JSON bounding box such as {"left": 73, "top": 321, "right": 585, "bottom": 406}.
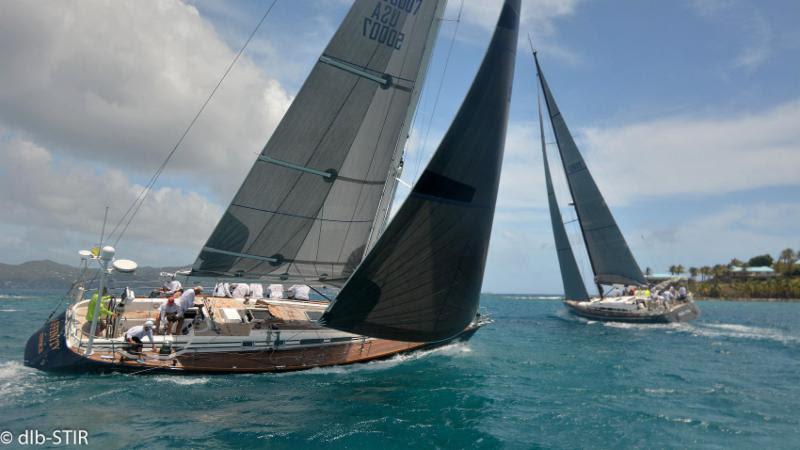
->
{"left": 648, "top": 248, "right": 800, "bottom": 301}
{"left": 0, "top": 260, "right": 184, "bottom": 290}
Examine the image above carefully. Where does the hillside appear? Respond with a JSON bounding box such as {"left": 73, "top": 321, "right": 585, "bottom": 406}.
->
{"left": 0, "top": 259, "right": 188, "bottom": 290}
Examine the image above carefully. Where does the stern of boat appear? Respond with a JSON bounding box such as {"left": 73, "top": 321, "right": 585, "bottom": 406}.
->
{"left": 24, "top": 311, "right": 86, "bottom": 371}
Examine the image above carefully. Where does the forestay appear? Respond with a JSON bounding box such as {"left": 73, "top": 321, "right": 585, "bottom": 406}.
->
{"left": 538, "top": 90, "right": 589, "bottom": 301}
{"left": 192, "top": 0, "right": 446, "bottom": 285}
{"left": 534, "top": 54, "right": 646, "bottom": 287}
{"left": 321, "top": 0, "right": 521, "bottom": 342}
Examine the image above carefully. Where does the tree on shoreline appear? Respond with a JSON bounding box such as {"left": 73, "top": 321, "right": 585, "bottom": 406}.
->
{"left": 778, "top": 248, "right": 796, "bottom": 274}
{"left": 748, "top": 254, "right": 774, "bottom": 267}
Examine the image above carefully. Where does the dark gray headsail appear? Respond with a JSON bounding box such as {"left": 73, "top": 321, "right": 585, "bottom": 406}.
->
{"left": 191, "top": 0, "right": 447, "bottom": 285}
{"left": 538, "top": 90, "right": 589, "bottom": 301}
{"left": 533, "top": 54, "right": 646, "bottom": 287}
{"left": 321, "top": 0, "right": 521, "bottom": 342}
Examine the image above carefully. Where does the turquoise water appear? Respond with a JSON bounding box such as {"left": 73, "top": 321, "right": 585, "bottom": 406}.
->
{"left": 1, "top": 291, "right": 799, "bottom": 449}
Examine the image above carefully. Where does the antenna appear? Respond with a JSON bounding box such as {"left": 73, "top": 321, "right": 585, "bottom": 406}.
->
{"left": 98, "top": 206, "right": 109, "bottom": 248}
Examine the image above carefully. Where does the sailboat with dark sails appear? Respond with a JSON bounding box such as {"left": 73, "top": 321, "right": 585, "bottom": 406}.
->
{"left": 533, "top": 52, "right": 699, "bottom": 323}
{"left": 25, "top": 0, "right": 522, "bottom": 373}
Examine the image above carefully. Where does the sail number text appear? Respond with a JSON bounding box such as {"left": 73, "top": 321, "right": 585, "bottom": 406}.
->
{"left": 363, "top": 0, "right": 423, "bottom": 50}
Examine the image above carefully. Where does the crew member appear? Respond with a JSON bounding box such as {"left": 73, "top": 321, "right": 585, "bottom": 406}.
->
{"left": 175, "top": 286, "right": 203, "bottom": 334}
{"left": 162, "top": 277, "right": 182, "bottom": 296}
{"left": 124, "top": 320, "right": 155, "bottom": 359}
{"left": 155, "top": 296, "right": 181, "bottom": 334}
{"left": 86, "top": 288, "right": 113, "bottom": 336}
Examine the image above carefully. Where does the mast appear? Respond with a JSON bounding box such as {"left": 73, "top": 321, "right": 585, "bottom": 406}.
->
{"left": 321, "top": 0, "right": 521, "bottom": 342}
{"left": 365, "top": 0, "right": 449, "bottom": 254}
{"left": 537, "top": 82, "right": 590, "bottom": 301}
{"left": 533, "top": 52, "right": 645, "bottom": 290}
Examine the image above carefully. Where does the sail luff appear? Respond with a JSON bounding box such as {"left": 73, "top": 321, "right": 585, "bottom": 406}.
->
{"left": 538, "top": 84, "right": 590, "bottom": 301}
{"left": 533, "top": 53, "right": 646, "bottom": 287}
{"left": 191, "top": 0, "right": 447, "bottom": 285}
{"left": 365, "top": 0, "right": 449, "bottom": 254}
{"left": 321, "top": 0, "right": 521, "bottom": 342}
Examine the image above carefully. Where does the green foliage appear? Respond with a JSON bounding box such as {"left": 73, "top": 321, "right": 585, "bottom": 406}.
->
{"left": 691, "top": 277, "right": 800, "bottom": 299}
{"left": 661, "top": 250, "right": 800, "bottom": 299}
{"left": 748, "top": 254, "right": 774, "bottom": 267}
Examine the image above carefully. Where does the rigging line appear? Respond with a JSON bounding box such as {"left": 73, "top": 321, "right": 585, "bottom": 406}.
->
{"left": 108, "top": 0, "right": 280, "bottom": 246}
{"left": 410, "top": 0, "right": 464, "bottom": 184}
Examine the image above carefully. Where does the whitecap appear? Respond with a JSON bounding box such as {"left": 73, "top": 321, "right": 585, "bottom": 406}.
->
{"left": 152, "top": 375, "right": 209, "bottom": 385}
{"left": 686, "top": 323, "right": 799, "bottom": 345}
{"left": 275, "top": 342, "right": 473, "bottom": 377}
{"left": 644, "top": 387, "right": 676, "bottom": 395}
{"left": 0, "top": 361, "right": 39, "bottom": 403}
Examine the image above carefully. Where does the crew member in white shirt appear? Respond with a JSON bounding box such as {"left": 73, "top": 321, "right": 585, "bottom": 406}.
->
{"left": 125, "top": 320, "right": 155, "bottom": 358}
{"left": 155, "top": 296, "right": 181, "bottom": 334}
{"left": 175, "top": 286, "right": 203, "bottom": 334}
{"left": 162, "top": 278, "right": 182, "bottom": 296}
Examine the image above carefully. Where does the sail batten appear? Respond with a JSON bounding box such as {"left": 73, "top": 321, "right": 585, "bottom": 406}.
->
{"left": 321, "top": 0, "right": 521, "bottom": 342}
{"left": 192, "top": 0, "right": 447, "bottom": 284}
{"left": 538, "top": 87, "right": 590, "bottom": 301}
{"left": 534, "top": 54, "right": 646, "bottom": 287}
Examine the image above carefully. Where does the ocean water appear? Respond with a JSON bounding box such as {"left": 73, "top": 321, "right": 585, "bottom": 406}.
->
{"left": 1, "top": 291, "right": 799, "bottom": 449}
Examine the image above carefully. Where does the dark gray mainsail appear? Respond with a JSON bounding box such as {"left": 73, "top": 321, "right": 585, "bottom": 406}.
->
{"left": 320, "top": 0, "right": 521, "bottom": 342}
{"left": 533, "top": 53, "right": 646, "bottom": 287}
{"left": 191, "top": 0, "right": 447, "bottom": 285}
{"left": 538, "top": 90, "right": 589, "bottom": 301}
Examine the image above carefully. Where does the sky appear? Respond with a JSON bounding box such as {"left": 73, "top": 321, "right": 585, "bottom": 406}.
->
{"left": 0, "top": 0, "right": 798, "bottom": 294}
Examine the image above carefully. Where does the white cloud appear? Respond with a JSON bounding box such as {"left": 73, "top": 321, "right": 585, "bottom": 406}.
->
{"left": 635, "top": 202, "right": 800, "bottom": 271}
{"left": 0, "top": 138, "right": 221, "bottom": 265}
{"left": 0, "top": 0, "right": 292, "bottom": 199}
{"left": 733, "top": 12, "right": 773, "bottom": 71}
{"left": 456, "top": 0, "right": 578, "bottom": 34}
{"left": 579, "top": 99, "right": 800, "bottom": 205}
{"left": 445, "top": 0, "right": 581, "bottom": 64}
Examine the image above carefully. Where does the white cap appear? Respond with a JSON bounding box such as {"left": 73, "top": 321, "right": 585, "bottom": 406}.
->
{"left": 144, "top": 320, "right": 154, "bottom": 329}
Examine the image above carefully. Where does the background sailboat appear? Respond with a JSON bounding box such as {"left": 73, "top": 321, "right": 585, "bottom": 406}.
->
{"left": 533, "top": 51, "right": 699, "bottom": 323}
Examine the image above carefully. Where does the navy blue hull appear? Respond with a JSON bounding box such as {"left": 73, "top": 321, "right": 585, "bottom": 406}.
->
{"left": 24, "top": 312, "right": 107, "bottom": 372}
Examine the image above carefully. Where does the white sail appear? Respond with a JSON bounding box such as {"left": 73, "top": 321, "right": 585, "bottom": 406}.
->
{"left": 192, "top": 0, "right": 447, "bottom": 285}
